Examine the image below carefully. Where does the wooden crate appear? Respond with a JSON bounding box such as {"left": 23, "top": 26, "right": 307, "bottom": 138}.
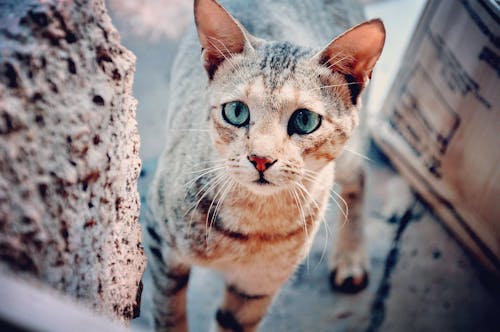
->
{"left": 372, "top": 0, "right": 500, "bottom": 275}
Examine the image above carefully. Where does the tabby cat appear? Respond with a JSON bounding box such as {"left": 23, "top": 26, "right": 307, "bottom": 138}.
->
{"left": 146, "top": 0, "right": 385, "bottom": 331}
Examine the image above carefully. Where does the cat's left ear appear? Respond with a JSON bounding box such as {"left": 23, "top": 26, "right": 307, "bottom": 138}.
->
{"left": 317, "top": 19, "right": 385, "bottom": 104}
{"left": 194, "top": 0, "right": 250, "bottom": 79}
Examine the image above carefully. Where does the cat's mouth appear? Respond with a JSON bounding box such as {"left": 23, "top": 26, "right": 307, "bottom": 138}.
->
{"left": 255, "top": 172, "right": 272, "bottom": 185}
{"left": 242, "top": 172, "right": 281, "bottom": 196}
{"left": 254, "top": 178, "right": 271, "bottom": 185}
{"left": 229, "top": 168, "right": 283, "bottom": 196}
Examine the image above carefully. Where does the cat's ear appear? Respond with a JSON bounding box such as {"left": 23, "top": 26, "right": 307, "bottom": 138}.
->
{"left": 194, "top": 0, "right": 248, "bottom": 79}
{"left": 317, "top": 19, "right": 385, "bottom": 104}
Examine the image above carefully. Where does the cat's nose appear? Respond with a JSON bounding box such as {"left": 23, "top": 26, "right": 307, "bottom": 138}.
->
{"left": 247, "top": 155, "right": 277, "bottom": 172}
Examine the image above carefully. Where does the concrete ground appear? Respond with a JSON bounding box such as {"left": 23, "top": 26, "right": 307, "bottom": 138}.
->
{"left": 107, "top": 1, "right": 500, "bottom": 331}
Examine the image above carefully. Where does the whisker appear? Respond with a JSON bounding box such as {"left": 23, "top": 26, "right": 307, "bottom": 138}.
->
{"left": 343, "top": 147, "right": 373, "bottom": 162}
{"left": 207, "top": 37, "right": 238, "bottom": 70}
{"left": 207, "top": 37, "right": 247, "bottom": 85}
{"left": 187, "top": 175, "right": 225, "bottom": 234}
{"left": 315, "top": 212, "right": 332, "bottom": 271}
{"left": 204, "top": 178, "right": 227, "bottom": 242}
{"left": 295, "top": 182, "right": 324, "bottom": 272}
{"left": 190, "top": 172, "right": 225, "bottom": 208}
{"left": 206, "top": 178, "right": 234, "bottom": 242}
{"left": 186, "top": 172, "right": 226, "bottom": 229}
{"left": 167, "top": 129, "right": 210, "bottom": 133}
{"left": 300, "top": 170, "right": 324, "bottom": 189}
{"left": 295, "top": 181, "right": 320, "bottom": 213}
{"left": 294, "top": 170, "right": 333, "bottom": 271}
{"left": 329, "top": 188, "right": 349, "bottom": 225}
{"left": 184, "top": 170, "right": 219, "bottom": 201}
{"left": 291, "top": 187, "right": 308, "bottom": 238}
{"left": 298, "top": 169, "right": 337, "bottom": 271}
{"left": 188, "top": 164, "right": 226, "bottom": 175}
{"left": 186, "top": 173, "right": 221, "bottom": 232}
{"left": 208, "top": 36, "right": 237, "bottom": 59}
{"left": 187, "top": 159, "right": 226, "bottom": 169}
{"left": 298, "top": 173, "right": 335, "bottom": 271}
{"left": 301, "top": 169, "right": 349, "bottom": 222}
{"left": 290, "top": 187, "right": 310, "bottom": 271}
{"left": 184, "top": 165, "right": 226, "bottom": 188}
{"left": 299, "top": 169, "right": 322, "bottom": 187}
{"left": 324, "top": 55, "right": 351, "bottom": 71}
{"left": 308, "top": 81, "right": 363, "bottom": 92}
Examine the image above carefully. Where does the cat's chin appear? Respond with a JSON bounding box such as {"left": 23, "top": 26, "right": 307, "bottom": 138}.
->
{"left": 241, "top": 181, "right": 286, "bottom": 197}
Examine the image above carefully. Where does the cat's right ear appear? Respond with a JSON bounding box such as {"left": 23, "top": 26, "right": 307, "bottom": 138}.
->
{"left": 194, "top": 0, "right": 248, "bottom": 79}
{"left": 315, "top": 19, "right": 385, "bottom": 105}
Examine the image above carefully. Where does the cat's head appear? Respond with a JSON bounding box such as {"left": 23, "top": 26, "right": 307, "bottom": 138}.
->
{"left": 194, "top": 0, "right": 385, "bottom": 196}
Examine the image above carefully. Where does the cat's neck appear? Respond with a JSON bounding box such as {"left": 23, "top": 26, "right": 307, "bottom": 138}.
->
{"left": 218, "top": 169, "right": 332, "bottom": 236}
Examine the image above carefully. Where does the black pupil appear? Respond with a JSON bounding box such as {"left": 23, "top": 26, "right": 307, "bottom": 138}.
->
{"left": 234, "top": 104, "right": 241, "bottom": 118}
{"left": 299, "top": 112, "right": 308, "bottom": 126}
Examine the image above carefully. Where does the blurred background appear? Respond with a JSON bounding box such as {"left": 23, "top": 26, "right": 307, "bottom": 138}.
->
{"left": 106, "top": 0, "right": 500, "bottom": 331}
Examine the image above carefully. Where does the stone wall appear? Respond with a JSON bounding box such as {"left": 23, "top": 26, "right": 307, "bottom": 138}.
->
{"left": 0, "top": 0, "right": 146, "bottom": 322}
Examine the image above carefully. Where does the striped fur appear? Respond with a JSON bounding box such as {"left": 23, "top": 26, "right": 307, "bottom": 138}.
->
{"left": 146, "top": 0, "right": 384, "bottom": 330}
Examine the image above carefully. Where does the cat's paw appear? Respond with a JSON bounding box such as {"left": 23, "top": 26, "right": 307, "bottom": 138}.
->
{"left": 329, "top": 251, "right": 369, "bottom": 294}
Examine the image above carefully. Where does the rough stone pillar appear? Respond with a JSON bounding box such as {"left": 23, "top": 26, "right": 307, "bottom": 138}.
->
{"left": 0, "top": 0, "right": 146, "bottom": 322}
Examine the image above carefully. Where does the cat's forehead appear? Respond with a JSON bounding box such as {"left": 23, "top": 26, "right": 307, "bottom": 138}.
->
{"left": 256, "top": 41, "right": 314, "bottom": 89}
{"left": 224, "top": 75, "right": 323, "bottom": 119}
{"left": 213, "top": 41, "right": 319, "bottom": 100}
{"left": 258, "top": 42, "right": 312, "bottom": 73}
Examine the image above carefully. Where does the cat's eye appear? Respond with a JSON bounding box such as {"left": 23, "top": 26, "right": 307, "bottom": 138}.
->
{"left": 222, "top": 101, "right": 250, "bottom": 127}
{"left": 287, "top": 109, "right": 322, "bottom": 135}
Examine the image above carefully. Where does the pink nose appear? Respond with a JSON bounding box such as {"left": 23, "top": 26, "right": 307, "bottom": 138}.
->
{"left": 247, "top": 155, "right": 276, "bottom": 172}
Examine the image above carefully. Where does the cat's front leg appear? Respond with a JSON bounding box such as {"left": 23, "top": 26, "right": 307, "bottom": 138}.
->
{"left": 147, "top": 241, "right": 191, "bottom": 332}
{"left": 329, "top": 169, "right": 369, "bottom": 293}
{"left": 214, "top": 281, "right": 277, "bottom": 332}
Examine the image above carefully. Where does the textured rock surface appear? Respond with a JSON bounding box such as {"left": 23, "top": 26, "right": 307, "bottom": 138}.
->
{"left": 0, "top": 0, "right": 145, "bottom": 322}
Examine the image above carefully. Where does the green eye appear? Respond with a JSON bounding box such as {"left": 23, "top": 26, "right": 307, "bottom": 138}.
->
{"left": 288, "top": 109, "right": 322, "bottom": 135}
{"left": 222, "top": 101, "right": 250, "bottom": 127}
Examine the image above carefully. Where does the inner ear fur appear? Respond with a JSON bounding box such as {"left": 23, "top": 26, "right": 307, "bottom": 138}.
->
{"left": 194, "top": 0, "right": 248, "bottom": 79}
{"left": 318, "top": 19, "right": 386, "bottom": 104}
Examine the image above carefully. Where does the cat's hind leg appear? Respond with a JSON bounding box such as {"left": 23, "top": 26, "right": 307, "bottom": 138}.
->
{"left": 329, "top": 166, "right": 369, "bottom": 293}
{"left": 146, "top": 227, "right": 191, "bottom": 332}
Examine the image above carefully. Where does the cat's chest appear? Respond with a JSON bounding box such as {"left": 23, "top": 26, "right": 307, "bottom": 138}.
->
{"left": 217, "top": 188, "right": 313, "bottom": 234}
{"left": 187, "top": 213, "right": 314, "bottom": 271}
{"left": 180, "top": 186, "right": 323, "bottom": 266}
